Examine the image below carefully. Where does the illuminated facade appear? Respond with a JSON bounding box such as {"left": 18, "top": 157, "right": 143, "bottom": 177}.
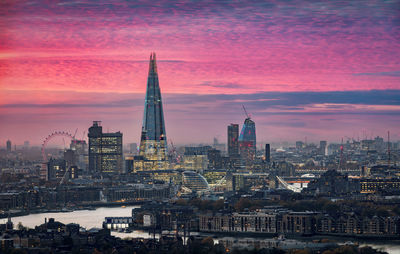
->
{"left": 360, "top": 178, "right": 400, "bottom": 194}
{"left": 182, "top": 171, "right": 209, "bottom": 192}
{"left": 228, "top": 124, "right": 239, "bottom": 157}
{"left": 239, "top": 117, "right": 256, "bottom": 168}
{"left": 88, "top": 121, "right": 123, "bottom": 173}
{"left": 139, "top": 53, "right": 168, "bottom": 169}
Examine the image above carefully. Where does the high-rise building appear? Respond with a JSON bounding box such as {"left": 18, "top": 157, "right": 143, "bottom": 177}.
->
{"left": 265, "top": 144, "right": 271, "bottom": 163}
{"left": 228, "top": 124, "right": 239, "bottom": 157}
{"left": 6, "top": 140, "right": 11, "bottom": 153}
{"left": 239, "top": 118, "right": 256, "bottom": 168}
{"left": 139, "top": 53, "right": 168, "bottom": 169}
{"left": 88, "top": 121, "right": 123, "bottom": 173}
{"left": 319, "top": 140, "right": 327, "bottom": 156}
{"left": 228, "top": 124, "right": 240, "bottom": 168}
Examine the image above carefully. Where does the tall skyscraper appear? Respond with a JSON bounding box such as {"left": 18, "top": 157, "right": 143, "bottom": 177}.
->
{"left": 228, "top": 124, "right": 240, "bottom": 168}
{"left": 320, "top": 140, "right": 327, "bottom": 156}
{"left": 139, "top": 53, "right": 167, "bottom": 169}
{"left": 228, "top": 124, "right": 239, "bottom": 157}
{"left": 88, "top": 121, "right": 123, "bottom": 173}
{"left": 6, "top": 140, "right": 11, "bottom": 153}
{"left": 265, "top": 144, "right": 271, "bottom": 163}
{"left": 239, "top": 117, "right": 256, "bottom": 168}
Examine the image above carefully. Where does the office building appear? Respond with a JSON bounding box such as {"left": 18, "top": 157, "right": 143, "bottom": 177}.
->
{"left": 6, "top": 140, "right": 11, "bottom": 153}
{"left": 239, "top": 118, "right": 256, "bottom": 168}
{"left": 47, "top": 158, "right": 66, "bottom": 181}
{"left": 228, "top": 124, "right": 239, "bottom": 157}
{"left": 139, "top": 53, "right": 168, "bottom": 169}
{"left": 88, "top": 121, "right": 123, "bottom": 173}
{"left": 265, "top": 144, "right": 271, "bottom": 163}
{"left": 319, "top": 141, "right": 327, "bottom": 156}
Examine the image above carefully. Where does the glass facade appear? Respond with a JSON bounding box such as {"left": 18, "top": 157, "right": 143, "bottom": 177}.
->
{"left": 88, "top": 121, "right": 123, "bottom": 173}
{"left": 239, "top": 118, "right": 256, "bottom": 167}
{"left": 139, "top": 53, "right": 168, "bottom": 169}
{"left": 182, "top": 171, "right": 209, "bottom": 192}
{"left": 228, "top": 124, "right": 239, "bottom": 157}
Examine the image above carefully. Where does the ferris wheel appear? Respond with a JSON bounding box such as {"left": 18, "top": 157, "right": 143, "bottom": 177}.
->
{"left": 41, "top": 131, "right": 75, "bottom": 162}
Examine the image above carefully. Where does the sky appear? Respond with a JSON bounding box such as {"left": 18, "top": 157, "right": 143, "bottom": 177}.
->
{"left": 0, "top": 0, "right": 399, "bottom": 147}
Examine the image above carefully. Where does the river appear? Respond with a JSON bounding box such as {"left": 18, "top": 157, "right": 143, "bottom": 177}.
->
{"left": 1, "top": 206, "right": 399, "bottom": 254}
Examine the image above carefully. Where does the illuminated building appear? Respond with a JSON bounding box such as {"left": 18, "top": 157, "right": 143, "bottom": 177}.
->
{"left": 47, "top": 158, "right": 66, "bottom": 181}
{"left": 239, "top": 117, "right": 256, "bottom": 168}
{"left": 183, "top": 155, "right": 208, "bottom": 173}
{"left": 88, "top": 121, "right": 123, "bottom": 173}
{"left": 139, "top": 53, "right": 168, "bottom": 169}
{"left": 360, "top": 178, "right": 400, "bottom": 194}
{"left": 182, "top": 171, "right": 209, "bottom": 192}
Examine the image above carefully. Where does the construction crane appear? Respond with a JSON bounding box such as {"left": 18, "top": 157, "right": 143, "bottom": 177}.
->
{"left": 73, "top": 128, "right": 78, "bottom": 139}
{"left": 242, "top": 105, "right": 251, "bottom": 119}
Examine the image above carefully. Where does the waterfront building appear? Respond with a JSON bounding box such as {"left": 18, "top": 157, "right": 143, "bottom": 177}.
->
{"left": 88, "top": 121, "right": 123, "bottom": 173}
{"left": 139, "top": 53, "right": 168, "bottom": 170}
{"left": 104, "top": 183, "right": 173, "bottom": 202}
{"left": 238, "top": 118, "right": 256, "bottom": 168}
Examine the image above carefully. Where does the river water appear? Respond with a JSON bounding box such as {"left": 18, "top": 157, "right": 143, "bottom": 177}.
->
{"left": 1, "top": 206, "right": 399, "bottom": 254}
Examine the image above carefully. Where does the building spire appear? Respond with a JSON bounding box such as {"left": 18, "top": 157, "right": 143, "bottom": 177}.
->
{"left": 149, "top": 52, "right": 158, "bottom": 75}
{"left": 139, "top": 52, "right": 167, "bottom": 168}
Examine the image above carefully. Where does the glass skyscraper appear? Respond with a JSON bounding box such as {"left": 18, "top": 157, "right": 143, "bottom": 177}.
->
{"left": 239, "top": 117, "right": 256, "bottom": 168}
{"left": 139, "top": 53, "right": 168, "bottom": 169}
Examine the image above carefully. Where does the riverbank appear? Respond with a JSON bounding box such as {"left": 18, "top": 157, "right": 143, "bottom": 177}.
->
{"left": 0, "top": 200, "right": 147, "bottom": 219}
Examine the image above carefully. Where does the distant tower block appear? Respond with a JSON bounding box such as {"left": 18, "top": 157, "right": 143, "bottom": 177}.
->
{"left": 265, "top": 144, "right": 271, "bottom": 163}
{"left": 228, "top": 124, "right": 239, "bottom": 157}
{"left": 6, "top": 140, "right": 11, "bottom": 153}
{"left": 139, "top": 53, "right": 168, "bottom": 169}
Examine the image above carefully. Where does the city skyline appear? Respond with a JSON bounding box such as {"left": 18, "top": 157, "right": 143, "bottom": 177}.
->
{"left": 1, "top": 0, "right": 400, "bottom": 145}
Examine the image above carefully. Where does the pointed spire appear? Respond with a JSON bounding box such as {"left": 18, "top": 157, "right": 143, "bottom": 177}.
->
{"left": 140, "top": 52, "right": 167, "bottom": 165}
{"left": 149, "top": 52, "right": 158, "bottom": 75}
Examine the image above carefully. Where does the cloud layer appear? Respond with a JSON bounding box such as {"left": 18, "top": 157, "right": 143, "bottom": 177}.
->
{"left": 0, "top": 0, "right": 399, "bottom": 145}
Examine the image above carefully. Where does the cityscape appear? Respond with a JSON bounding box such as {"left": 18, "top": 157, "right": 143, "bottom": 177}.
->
{"left": 1, "top": 1, "right": 400, "bottom": 254}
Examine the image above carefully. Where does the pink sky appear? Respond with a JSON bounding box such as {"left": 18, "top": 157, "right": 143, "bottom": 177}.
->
{"left": 1, "top": 0, "right": 399, "bottom": 146}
